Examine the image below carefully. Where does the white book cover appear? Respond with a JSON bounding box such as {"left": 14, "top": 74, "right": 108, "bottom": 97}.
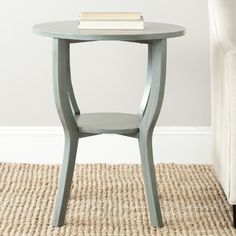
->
{"left": 78, "top": 19, "right": 144, "bottom": 30}
{"left": 79, "top": 12, "right": 142, "bottom": 21}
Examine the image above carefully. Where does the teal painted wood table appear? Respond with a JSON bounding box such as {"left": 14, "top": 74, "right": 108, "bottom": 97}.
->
{"left": 33, "top": 21, "right": 185, "bottom": 228}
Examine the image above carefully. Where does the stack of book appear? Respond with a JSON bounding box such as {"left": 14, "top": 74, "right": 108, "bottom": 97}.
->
{"left": 78, "top": 12, "right": 144, "bottom": 30}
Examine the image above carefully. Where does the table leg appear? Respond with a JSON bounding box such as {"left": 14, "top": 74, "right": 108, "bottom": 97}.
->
{"left": 138, "top": 42, "right": 153, "bottom": 116}
{"left": 67, "top": 50, "right": 80, "bottom": 116}
{"left": 139, "top": 39, "right": 167, "bottom": 227}
{"left": 52, "top": 39, "right": 79, "bottom": 227}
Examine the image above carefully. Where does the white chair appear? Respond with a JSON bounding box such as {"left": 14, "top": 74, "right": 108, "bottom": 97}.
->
{"left": 208, "top": 0, "right": 236, "bottom": 227}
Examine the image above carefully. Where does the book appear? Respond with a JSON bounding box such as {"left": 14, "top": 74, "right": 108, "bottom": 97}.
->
{"left": 78, "top": 19, "right": 144, "bottom": 30}
{"left": 79, "top": 12, "right": 142, "bottom": 21}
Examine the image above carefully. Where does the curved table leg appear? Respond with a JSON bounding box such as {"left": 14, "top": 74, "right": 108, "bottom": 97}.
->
{"left": 139, "top": 39, "right": 167, "bottom": 227}
{"left": 52, "top": 39, "right": 79, "bottom": 227}
{"left": 138, "top": 41, "right": 152, "bottom": 116}
{"left": 67, "top": 49, "right": 80, "bottom": 115}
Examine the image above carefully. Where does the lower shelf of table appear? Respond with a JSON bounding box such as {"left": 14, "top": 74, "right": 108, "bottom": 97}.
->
{"left": 76, "top": 113, "right": 140, "bottom": 135}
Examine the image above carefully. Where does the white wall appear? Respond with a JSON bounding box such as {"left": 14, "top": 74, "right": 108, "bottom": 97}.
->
{"left": 0, "top": 127, "right": 211, "bottom": 164}
{"left": 0, "top": 0, "right": 210, "bottom": 127}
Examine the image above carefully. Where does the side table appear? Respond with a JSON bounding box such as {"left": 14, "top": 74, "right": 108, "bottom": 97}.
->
{"left": 33, "top": 21, "right": 185, "bottom": 228}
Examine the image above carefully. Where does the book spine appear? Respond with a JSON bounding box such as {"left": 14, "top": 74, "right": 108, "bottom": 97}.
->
{"left": 78, "top": 20, "right": 144, "bottom": 30}
{"left": 79, "top": 12, "right": 142, "bottom": 21}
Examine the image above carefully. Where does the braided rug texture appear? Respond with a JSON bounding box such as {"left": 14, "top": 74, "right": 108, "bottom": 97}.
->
{"left": 0, "top": 163, "right": 235, "bottom": 236}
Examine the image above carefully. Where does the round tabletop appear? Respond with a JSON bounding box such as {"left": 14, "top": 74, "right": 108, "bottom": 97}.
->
{"left": 33, "top": 21, "right": 185, "bottom": 41}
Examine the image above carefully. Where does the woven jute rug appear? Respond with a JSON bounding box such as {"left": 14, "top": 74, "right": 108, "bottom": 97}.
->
{"left": 0, "top": 163, "right": 235, "bottom": 236}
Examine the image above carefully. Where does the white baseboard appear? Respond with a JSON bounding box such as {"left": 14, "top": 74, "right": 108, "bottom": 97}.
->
{"left": 0, "top": 127, "right": 211, "bottom": 164}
